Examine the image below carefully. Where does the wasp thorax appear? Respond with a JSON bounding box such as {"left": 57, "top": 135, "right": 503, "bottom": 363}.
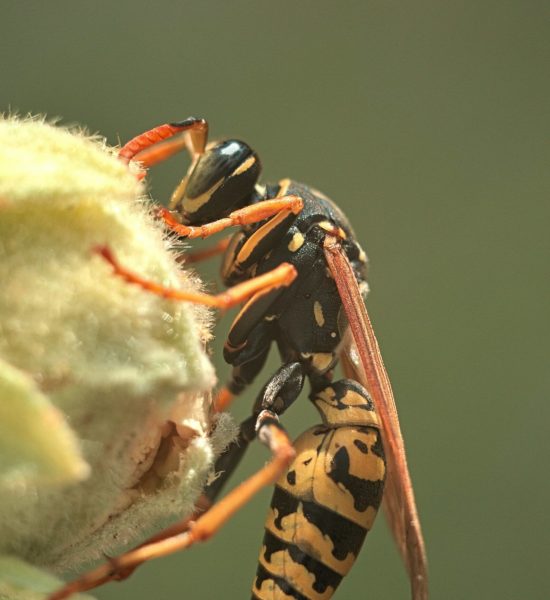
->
{"left": 180, "top": 139, "right": 261, "bottom": 225}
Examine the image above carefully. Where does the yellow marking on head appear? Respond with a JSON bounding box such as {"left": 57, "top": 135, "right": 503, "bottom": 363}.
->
{"left": 259, "top": 547, "right": 335, "bottom": 600}
{"left": 183, "top": 177, "right": 224, "bottom": 213}
{"left": 358, "top": 247, "right": 367, "bottom": 263}
{"left": 338, "top": 227, "right": 347, "bottom": 239}
{"left": 169, "top": 173, "right": 190, "bottom": 208}
{"left": 313, "top": 301, "right": 325, "bottom": 327}
{"left": 264, "top": 314, "right": 277, "bottom": 321}
{"left": 233, "top": 154, "right": 256, "bottom": 175}
{"left": 288, "top": 231, "right": 305, "bottom": 252}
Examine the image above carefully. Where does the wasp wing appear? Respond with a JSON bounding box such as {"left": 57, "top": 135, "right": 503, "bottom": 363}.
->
{"left": 324, "top": 236, "right": 428, "bottom": 600}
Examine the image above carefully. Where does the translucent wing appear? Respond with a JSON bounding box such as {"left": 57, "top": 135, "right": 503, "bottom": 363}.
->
{"left": 324, "top": 236, "right": 428, "bottom": 600}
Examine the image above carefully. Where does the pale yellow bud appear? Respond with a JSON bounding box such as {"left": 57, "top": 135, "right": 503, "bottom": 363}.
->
{"left": 0, "top": 116, "right": 234, "bottom": 597}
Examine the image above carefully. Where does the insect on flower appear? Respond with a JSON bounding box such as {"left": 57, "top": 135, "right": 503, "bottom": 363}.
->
{"left": 51, "top": 118, "right": 428, "bottom": 600}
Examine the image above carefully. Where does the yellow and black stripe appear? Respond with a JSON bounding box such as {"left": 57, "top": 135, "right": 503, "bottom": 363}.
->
{"left": 252, "top": 381, "right": 386, "bottom": 600}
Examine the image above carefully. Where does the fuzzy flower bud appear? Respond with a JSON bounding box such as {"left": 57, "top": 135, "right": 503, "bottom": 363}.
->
{"left": 0, "top": 116, "right": 234, "bottom": 598}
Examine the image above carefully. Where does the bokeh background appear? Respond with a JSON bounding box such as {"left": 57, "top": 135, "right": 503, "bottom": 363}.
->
{"left": 1, "top": 2, "right": 548, "bottom": 599}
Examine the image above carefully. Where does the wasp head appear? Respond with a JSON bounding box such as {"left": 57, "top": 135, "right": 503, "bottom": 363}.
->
{"left": 173, "top": 139, "right": 261, "bottom": 225}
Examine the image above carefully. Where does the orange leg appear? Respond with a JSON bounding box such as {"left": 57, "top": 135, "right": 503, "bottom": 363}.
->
{"left": 158, "top": 195, "right": 304, "bottom": 239}
{"left": 94, "top": 245, "right": 297, "bottom": 310}
{"left": 180, "top": 236, "right": 232, "bottom": 265}
{"left": 118, "top": 118, "right": 208, "bottom": 168}
{"left": 213, "top": 386, "right": 235, "bottom": 413}
{"left": 48, "top": 414, "right": 295, "bottom": 600}
{"left": 90, "top": 495, "right": 212, "bottom": 587}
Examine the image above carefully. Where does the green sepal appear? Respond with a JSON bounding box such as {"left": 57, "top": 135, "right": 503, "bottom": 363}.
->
{"left": 0, "top": 555, "right": 94, "bottom": 600}
{"left": 0, "top": 360, "right": 89, "bottom": 487}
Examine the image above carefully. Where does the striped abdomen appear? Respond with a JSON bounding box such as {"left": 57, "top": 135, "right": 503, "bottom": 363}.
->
{"left": 252, "top": 422, "right": 385, "bottom": 600}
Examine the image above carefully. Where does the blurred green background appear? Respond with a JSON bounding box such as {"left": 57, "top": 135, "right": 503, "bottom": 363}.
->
{"left": 1, "top": 1, "right": 548, "bottom": 599}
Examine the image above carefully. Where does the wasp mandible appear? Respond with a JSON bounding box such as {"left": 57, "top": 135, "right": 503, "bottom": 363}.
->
{"left": 51, "top": 118, "right": 428, "bottom": 600}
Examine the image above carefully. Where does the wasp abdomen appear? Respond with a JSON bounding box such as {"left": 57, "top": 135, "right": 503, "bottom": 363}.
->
{"left": 252, "top": 421, "right": 385, "bottom": 600}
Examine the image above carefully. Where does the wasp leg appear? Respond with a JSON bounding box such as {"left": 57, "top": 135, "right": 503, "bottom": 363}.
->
{"left": 129, "top": 359, "right": 306, "bottom": 568}
{"left": 118, "top": 117, "right": 208, "bottom": 166}
{"left": 215, "top": 335, "right": 272, "bottom": 412}
{"left": 95, "top": 245, "right": 297, "bottom": 310}
{"left": 253, "top": 379, "right": 386, "bottom": 600}
{"left": 215, "top": 325, "right": 273, "bottom": 412}
{"left": 251, "top": 362, "right": 306, "bottom": 415}
{"left": 179, "top": 236, "right": 232, "bottom": 265}
{"left": 47, "top": 415, "right": 295, "bottom": 600}
{"left": 223, "top": 219, "right": 304, "bottom": 286}
{"left": 211, "top": 360, "right": 307, "bottom": 492}
{"left": 201, "top": 415, "right": 256, "bottom": 502}
{"left": 157, "top": 194, "right": 303, "bottom": 239}
{"left": 215, "top": 243, "right": 301, "bottom": 411}
{"left": 215, "top": 289, "right": 293, "bottom": 413}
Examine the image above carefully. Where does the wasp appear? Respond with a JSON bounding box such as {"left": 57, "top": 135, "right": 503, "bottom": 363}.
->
{"left": 50, "top": 118, "right": 428, "bottom": 600}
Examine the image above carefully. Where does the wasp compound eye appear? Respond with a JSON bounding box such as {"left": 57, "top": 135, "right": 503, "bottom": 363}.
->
{"left": 181, "top": 139, "right": 261, "bottom": 225}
